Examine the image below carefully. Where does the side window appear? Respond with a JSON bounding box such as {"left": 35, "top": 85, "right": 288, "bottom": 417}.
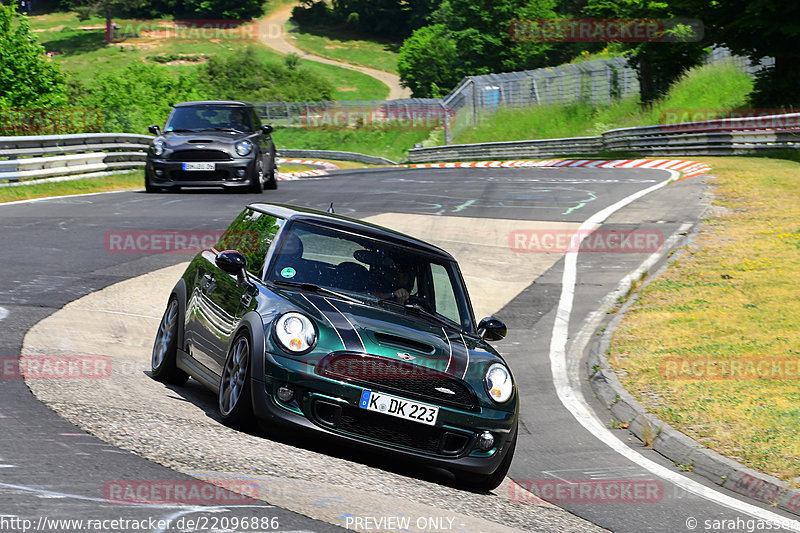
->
{"left": 249, "top": 108, "right": 262, "bottom": 130}
{"left": 215, "top": 209, "right": 283, "bottom": 276}
{"left": 430, "top": 263, "right": 460, "bottom": 324}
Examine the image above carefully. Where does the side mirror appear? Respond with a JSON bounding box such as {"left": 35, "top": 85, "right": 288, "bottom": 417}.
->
{"left": 261, "top": 124, "right": 273, "bottom": 135}
{"left": 148, "top": 124, "right": 161, "bottom": 135}
{"left": 478, "top": 317, "right": 507, "bottom": 341}
{"left": 216, "top": 250, "right": 247, "bottom": 276}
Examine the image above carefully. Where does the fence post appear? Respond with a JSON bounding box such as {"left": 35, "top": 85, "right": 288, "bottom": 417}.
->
{"left": 285, "top": 102, "right": 290, "bottom": 126}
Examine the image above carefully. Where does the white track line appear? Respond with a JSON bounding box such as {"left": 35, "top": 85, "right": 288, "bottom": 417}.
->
{"left": 549, "top": 169, "right": 800, "bottom": 528}
{"left": 0, "top": 307, "right": 8, "bottom": 321}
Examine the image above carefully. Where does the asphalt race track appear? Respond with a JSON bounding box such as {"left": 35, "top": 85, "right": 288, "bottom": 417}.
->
{"left": 2, "top": 166, "right": 798, "bottom": 533}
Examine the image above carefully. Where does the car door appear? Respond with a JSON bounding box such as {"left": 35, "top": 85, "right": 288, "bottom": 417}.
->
{"left": 204, "top": 208, "right": 284, "bottom": 373}
{"left": 250, "top": 107, "right": 274, "bottom": 172}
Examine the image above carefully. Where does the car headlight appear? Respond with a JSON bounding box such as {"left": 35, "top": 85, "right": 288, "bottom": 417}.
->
{"left": 274, "top": 312, "right": 317, "bottom": 354}
{"left": 484, "top": 363, "right": 513, "bottom": 403}
{"left": 152, "top": 138, "right": 166, "bottom": 156}
{"left": 235, "top": 140, "right": 253, "bottom": 157}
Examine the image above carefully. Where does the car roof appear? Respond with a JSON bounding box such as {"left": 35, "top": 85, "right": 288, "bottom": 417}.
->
{"left": 173, "top": 101, "right": 251, "bottom": 108}
{"left": 248, "top": 203, "right": 455, "bottom": 260}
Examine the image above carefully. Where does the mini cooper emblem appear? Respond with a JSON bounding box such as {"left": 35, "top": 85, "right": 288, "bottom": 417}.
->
{"left": 397, "top": 352, "right": 415, "bottom": 361}
{"left": 435, "top": 387, "right": 456, "bottom": 395}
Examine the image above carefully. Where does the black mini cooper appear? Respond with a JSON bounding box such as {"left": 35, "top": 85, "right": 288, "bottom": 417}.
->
{"left": 145, "top": 101, "right": 277, "bottom": 193}
{"left": 150, "top": 203, "right": 518, "bottom": 490}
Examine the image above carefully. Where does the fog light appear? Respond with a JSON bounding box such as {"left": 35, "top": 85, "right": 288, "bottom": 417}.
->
{"left": 477, "top": 431, "right": 495, "bottom": 451}
{"left": 277, "top": 384, "right": 294, "bottom": 402}
{"left": 154, "top": 169, "right": 164, "bottom": 177}
{"left": 236, "top": 169, "right": 246, "bottom": 178}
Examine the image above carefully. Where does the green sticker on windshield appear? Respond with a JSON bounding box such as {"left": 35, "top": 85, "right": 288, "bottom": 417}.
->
{"left": 280, "top": 267, "right": 296, "bottom": 279}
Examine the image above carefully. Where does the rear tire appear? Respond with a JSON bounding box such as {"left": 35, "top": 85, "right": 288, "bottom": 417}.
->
{"left": 150, "top": 298, "right": 189, "bottom": 385}
{"left": 455, "top": 423, "right": 517, "bottom": 491}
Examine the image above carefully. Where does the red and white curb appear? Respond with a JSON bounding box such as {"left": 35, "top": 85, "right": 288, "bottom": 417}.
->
{"left": 276, "top": 158, "right": 339, "bottom": 180}
{"left": 408, "top": 159, "right": 712, "bottom": 180}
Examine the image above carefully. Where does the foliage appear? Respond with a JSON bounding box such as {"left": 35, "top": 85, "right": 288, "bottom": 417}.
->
{"left": 71, "top": 62, "right": 202, "bottom": 133}
{"left": 198, "top": 47, "right": 334, "bottom": 102}
{"left": 70, "top": 47, "right": 336, "bottom": 133}
{"left": 293, "top": 0, "right": 440, "bottom": 39}
{"left": 397, "top": 24, "right": 458, "bottom": 97}
{"left": 583, "top": 0, "right": 706, "bottom": 104}
{"left": 0, "top": 4, "right": 67, "bottom": 110}
{"left": 671, "top": 0, "right": 800, "bottom": 107}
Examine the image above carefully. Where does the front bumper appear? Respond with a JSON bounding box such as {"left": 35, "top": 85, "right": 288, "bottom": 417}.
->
{"left": 146, "top": 158, "right": 257, "bottom": 189}
{"left": 250, "top": 351, "right": 518, "bottom": 475}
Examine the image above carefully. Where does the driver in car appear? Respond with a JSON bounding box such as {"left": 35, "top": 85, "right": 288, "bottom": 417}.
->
{"left": 374, "top": 258, "right": 414, "bottom": 304}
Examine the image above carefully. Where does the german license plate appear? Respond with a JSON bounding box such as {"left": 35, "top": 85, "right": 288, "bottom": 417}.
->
{"left": 359, "top": 389, "right": 438, "bottom": 426}
{"left": 182, "top": 162, "right": 215, "bottom": 171}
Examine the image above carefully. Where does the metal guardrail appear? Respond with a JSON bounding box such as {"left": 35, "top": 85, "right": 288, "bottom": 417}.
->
{"left": 0, "top": 133, "right": 152, "bottom": 183}
{"left": 408, "top": 137, "right": 603, "bottom": 163}
{"left": 409, "top": 113, "right": 800, "bottom": 162}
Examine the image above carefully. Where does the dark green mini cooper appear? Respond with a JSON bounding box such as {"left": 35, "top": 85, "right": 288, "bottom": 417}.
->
{"left": 151, "top": 203, "right": 518, "bottom": 489}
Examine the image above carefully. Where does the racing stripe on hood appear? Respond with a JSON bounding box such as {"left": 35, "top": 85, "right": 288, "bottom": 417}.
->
{"left": 303, "top": 294, "right": 365, "bottom": 352}
{"left": 444, "top": 333, "right": 470, "bottom": 379}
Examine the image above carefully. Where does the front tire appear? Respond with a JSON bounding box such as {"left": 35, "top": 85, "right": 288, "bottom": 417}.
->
{"left": 219, "top": 333, "right": 254, "bottom": 428}
{"left": 455, "top": 423, "right": 517, "bottom": 491}
{"left": 145, "top": 177, "right": 161, "bottom": 193}
{"left": 151, "top": 298, "right": 189, "bottom": 385}
{"left": 247, "top": 162, "right": 264, "bottom": 194}
{"left": 264, "top": 159, "right": 278, "bottom": 190}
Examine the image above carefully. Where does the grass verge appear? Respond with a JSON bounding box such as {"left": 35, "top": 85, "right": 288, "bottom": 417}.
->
{"left": 607, "top": 157, "right": 800, "bottom": 482}
{"left": 274, "top": 126, "right": 432, "bottom": 162}
{"left": 0, "top": 171, "right": 143, "bottom": 204}
{"left": 286, "top": 20, "right": 400, "bottom": 74}
{"left": 452, "top": 60, "right": 755, "bottom": 144}
{"left": 29, "top": 11, "right": 388, "bottom": 101}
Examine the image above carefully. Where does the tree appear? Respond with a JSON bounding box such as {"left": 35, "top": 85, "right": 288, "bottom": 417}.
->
{"left": 672, "top": 0, "right": 800, "bottom": 107}
{"left": 584, "top": 0, "right": 706, "bottom": 104}
{"left": 70, "top": 0, "right": 146, "bottom": 43}
{"left": 398, "top": 0, "right": 565, "bottom": 96}
{"left": 0, "top": 4, "right": 67, "bottom": 109}
{"left": 397, "top": 24, "right": 459, "bottom": 97}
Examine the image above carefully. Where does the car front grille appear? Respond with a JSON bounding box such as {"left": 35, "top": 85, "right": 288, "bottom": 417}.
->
{"left": 169, "top": 150, "right": 232, "bottom": 161}
{"left": 316, "top": 352, "right": 478, "bottom": 410}
{"left": 169, "top": 170, "right": 229, "bottom": 181}
{"left": 312, "top": 399, "right": 471, "bottom": 456}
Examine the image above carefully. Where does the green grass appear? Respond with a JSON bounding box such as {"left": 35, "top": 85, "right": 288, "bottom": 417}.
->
{"left": 452, "top": 61, "right": 755, "bottom": 144}
{"left": 287, "top": 20, "right": 401, "bottom": 74}
{"left": 608, "top": 157, "right": 800, "bottom": 482}
{"left": 274, "top": 126, "right": 431, "bottom": 162}
{"left": 29, "top": 12, "right": 388, "bottom": 100}
{"left": 0, "top": 171, "right": 144, "bottom": 203}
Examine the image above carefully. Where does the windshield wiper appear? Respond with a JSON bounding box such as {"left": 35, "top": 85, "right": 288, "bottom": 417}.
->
{"left": 272, "top": 280, "right": 362, "bottom": 304}
{"left": 167, "top": 128, "right": 199, "bottom": 133}
{"left": 378, "top": 299, "right": 460, "bottom": 331}
{"left": 211, "top": 127, "right": 247, "bottom": 133}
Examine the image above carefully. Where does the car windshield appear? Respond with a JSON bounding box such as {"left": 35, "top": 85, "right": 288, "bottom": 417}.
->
{"left": 266, "top": 221, "right": 474, "bottom": 332}
{"left": 165, "top": 105, "right": 253, "bottom": 132}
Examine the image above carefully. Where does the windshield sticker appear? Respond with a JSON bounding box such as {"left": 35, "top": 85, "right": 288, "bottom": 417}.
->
{"left": 280, "top": 267, "right": 296, "bottom": 279}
